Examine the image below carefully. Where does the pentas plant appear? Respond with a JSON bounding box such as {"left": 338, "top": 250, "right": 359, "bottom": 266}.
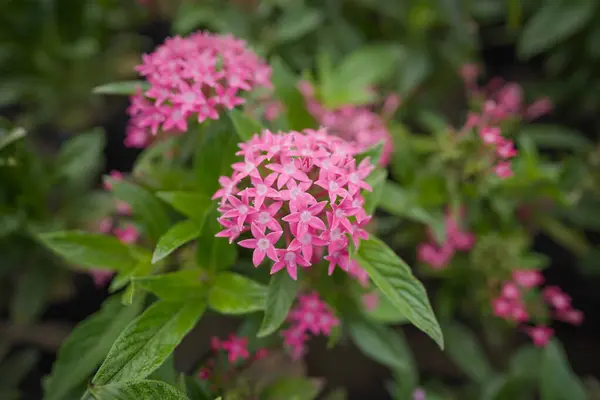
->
{"left": 214, "top": 127, "right": 373, "bottom": 280}
{"left": 125, "top": 31, "right": 271, "bottom": 147}
{"left": 38, "top": 30, "right": 446, "bottom": 400}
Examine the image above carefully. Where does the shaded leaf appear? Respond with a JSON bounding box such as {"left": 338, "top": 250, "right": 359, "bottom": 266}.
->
{"left": 262, "top": 377, "right": 324, "bottom": 400}
{"left": 229, "top": 109, "right": 264, "bottom": 141}
{"left": 93, "top": 300, "right": 205, "bottom": 385}
{"left": 442, "top": 321, "right": 494, "bottom": 384}
{"left": 355, "top": 236, "right": 443, "bottom": 348}
{"left": 90, "top": 380, "right": 189, "bottom": 400}
{"left": 349, "top": 318, "right": 411, "bottom": 371}
{"left": 539, "top": 340, "right": 587, "bottom": 400}
{"left": 134, "top": 270, "right": 207, "bottom": 301}
{"left": 156, "top": 191, "right": 213, "bottom": 221}
{"left": 93, "top": 81, "right": 150, "bottom": 95}
{"left": 44, "top": 296, "right": 142, "bottom": 400}
{"left": 274, "top": 8, "right": 323, "bottom": 44}
{"left": 258, "top": 273, "right": 300, "bottom": 337}
{"left": 363, "top": 169, "right": 387, "bottom": 215}
{"left": 152, "top": 220, "right": 202, "bottom": 264}
{"left": 208, "top": 272, "right": 267, "bottom": 315}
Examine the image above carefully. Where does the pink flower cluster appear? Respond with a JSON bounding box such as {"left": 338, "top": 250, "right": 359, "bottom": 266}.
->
{"left": 492, "top": 269, "right": 583, "bottom": 347}
{"left": 459, "top": 64, "right": 553, "bottom": 179}
{"left": 125, "top": 32, "right": 272, "bottom": 148}
{"left": 198, "top": 334, "right": 268, "bottom": 381}
{"left": 215, "top": 128, "right": 373, "bottom": 281}
{"left": 281, "top": 292, "right": 340, "bottom": 359}
{"left": 298, "top": 80, "right": 396, "bottom": 166}
{"left": 417, "top": 210, "right": 475, "bottom": 269}
{"left": 87, "top": 170, "right": 140, "bottom": 288}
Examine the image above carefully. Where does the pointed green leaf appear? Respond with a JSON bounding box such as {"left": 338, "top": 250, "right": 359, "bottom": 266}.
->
{"left": 44, "top": 296, "right": 142, "bottom": 400}
{"left": 196, "top": 206, "right": 237, "bottom": 272}
{"left": 363, "top": 291, "right": 407, "bottom": 324}
{"left": 55, "top": 128, "right": 105, "bottom": 189}
{"left": 152, "top": 220, "right": 202, "bottom": 264}
{"left": 156, "top": 191, "right": 212, "bottom": 221}
{"left": 108, "top": 180, "right": 170, "bottom": 243}
{"left": 520, "top": 125, "right": 593, "bottom": 152}
{"left": 355, "top": 236, "right": 443, "bottom": 348}
{"left": 363, "top": 169, "right": 387, "bottom": 215}
{"left": 349, "top": 318, "right": 412, "bottom": 371}
{"left": 0, "top": 349, "right": 39, "bottom": 389}
{"left": 229, "top": 109, "right": 263, "bottom": 141}
{"left": 208, "top": 272, "right": 267, "bottom": 315}
{"left": 442, "top": 321, "right": 494, "bottom": 384}
{"left": 89, "top": 380, "right": 189, "bottom": 400}
{"left": 539, "top": 340, "right": 587, "bottom": 400}
{"left": 271, "top": 57, "right": 317, "bottom": 130}
{"left": 93, "top": 81, "right": 150, "bottom": 95}
{"left": 0, "top": 126, "right": 26, "bottom": 151}
{"left": 134, "top": 270, "right": 207, "bottom": 301}
{"left": 92, "top": 300, "right": 205, "bottom": 385}
{"left": 258, "top": 273, "right": 300, "bottom": 337}
{"left": 194, "top": 126, "right": 239, "bottom": 198}
{"left": 262, "top": 377, "right": 324, "bottom": 400}
{"left": 38, "top": 231, "right": 140, "bottom": 272}
{"left": 10, "top": 265, "right": 51, "bottom": 323}
{"left": 356, "top": 140, "right": 385, "bottom": 167}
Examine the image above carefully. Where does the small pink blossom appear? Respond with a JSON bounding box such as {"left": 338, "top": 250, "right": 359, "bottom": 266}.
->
{"left": 282, "top": 292, "right": 339, "bottom": 359}
{"left": 96, "top": 218, "right": 113, "bottom": 234}
{"left": 113, "top": 224, "right": 139, "bottom": 244}
{"left": 413, "top": 388, "right": 427, "bottom": 400}
{"left": 543, "top": 286, "right": 571, "bottom": 311}
{"left": 494, "top": 162, "right": 513, "bottom": 179}
{"left": 480, "top": 126, "right": 501, "bottom": 145}
{"left": 221, "top": 335, "right": 250, "bottom": 363}
{"left": 526, "top": 326, "right": 553, "bottom": 347}
{"left": 525, "top": 97, "right": 553, "bottom": 120}
{"left": 362, "top": 292, "right": 379, "bottom": 311}
{"left": 512, "top": 269, "right": 544, "bottom": 288}
{"left": 556, "top": 309, "right": 584, "bottom": 326}
{"left": 89, "top": 269, "right": 113, "bottom": 288}
{"left": 103, "top": 170, "right": 123, "bottom": 191}
{"left": 238, "top": 223, "right": 281, "bottom": 266}
{"left": 501, "top": 282, "right": 520, "bottom": 300}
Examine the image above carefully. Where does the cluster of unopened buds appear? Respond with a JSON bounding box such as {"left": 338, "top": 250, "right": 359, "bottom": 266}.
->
{"left": 459, "top": 64, "right": 553, "bottom": 179}
{"left": 417, "top": 210, "right": 475, "bottom": 269}
{"left": 87, "top": 170, "right": 140, "bottom": 288}
{"left": 214, "top": 127, "right": 373, "bottom": 281}
{"left": 125, "top": 31, "right": 272, "bottom": 148}
{"left": 297, "top": 80, "right": 397, "bottom": 167}
{"left": 281, "top": 292, "right": 340, "bottom": 359}
{"left": 198, "top": 335, "right": 268, "bottom": 383}
{"left": 491, "top": 269, "right": 583, "bottom": 346}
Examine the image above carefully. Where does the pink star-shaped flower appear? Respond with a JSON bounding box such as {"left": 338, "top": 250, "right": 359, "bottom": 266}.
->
{"left": 282, "top": 202, "right": 327, "bottom": 237}
{"left": 221, "top": 335, "right": 250, "bottom": 363}
{"left": 270, "top": 245, "right": 310, "bottom": 280}
{"left": 266, "top": 159, "right": 311, "bottom": 189}
{"left": 241, "top": 173, "right": 280, "bottom": 208}
{"left": 249, "top": 202, "right": 283, "bottom": 233}
{"left": 238, "top": 223, "right": 282, "bottom": 266}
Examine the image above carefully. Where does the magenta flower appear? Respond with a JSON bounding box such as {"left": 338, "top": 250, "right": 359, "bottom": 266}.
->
{"left": 512, "top": 269, "right": 544, "bottom": 288}
{"left": 237, "top": 223, "right": 281, "bottom": 266}
{"left": 282, "top": 292, "right": 340, "bottom": 359}
{"left": 125, "top": 32, "right": 272, "bottom": 147}
{"left": 89, "top": 269, "right": 113, "bottom": 288}
{"left": 526, "top": 326, "right": 553, "bottom": 347}
{"left": 215, "top": 128, "right": 374, "bottom": 280}
{"left": 113, "top": 224, "right": 139, "bottom": 244}
{"left": 220, "top": 335, "right": 250, "bottom": 363}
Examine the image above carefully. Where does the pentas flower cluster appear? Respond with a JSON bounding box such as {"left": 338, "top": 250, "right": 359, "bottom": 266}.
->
{"left": 214, "top": 128, "right": 374, "bottom": 281}
{"left": 491, "top": 269, "right": 583, "bottom": 347}
{"left": 125, "top": 32, "right": 272, "bottom": 147}
{"left": 459, "top": 64, "right": 553, "bottom": 179}
{"left": 198, "top": 335, "right": 268, "bottom": 382}
{"left": 417, "top": 210, "right": 475, "bottom": 269}
{"left": 281, "top": 292, "right": 340, "bottom": 359}
{"left": 87, "top": 170, "right": 140, "bottom": 288}
{"left": 298, "top": 80, "right": 397, "bottom": 167}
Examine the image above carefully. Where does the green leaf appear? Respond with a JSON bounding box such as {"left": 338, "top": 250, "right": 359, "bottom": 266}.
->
{"left": 539, "top": 340, "right": 587, "bottom": 400}
{"left": 134, "top": 270, "right": 207, "bottom": 301}
{"left": 89, "top": 380, "right": 189, "bottom": 400}
{"left": 354, "top": 236, "right": 443, "bottom": 349}
{"left": 520, "top": 125, "right": 593, "bottom": 152}
{"left": 363, "top": 292, "right": 407, "bottom": 324}
{"left": 270, "top": 57, "right": 317, "bottom": 131}
{"left": 536, "top": 216, "right": 589, "bottom": 256}
{"left": 363, "top": 169, "right": 387, "bottom": 215}
{"left": 196, "top": 206, "right": 237, "bottom": 272}
{"left": 229, "top": 108, "right": 264, "bottom": 141}
{"left": 442, "top": 321, "right": 494, "bottom": 384}
{"left": 349, "top": 318, "right": 412, "bottom": 371}
{"left": 10, "top": 265, "right": 51, "bottom": 323}
{"left": 55, "top": 128, "right": 105, "bottom": 189}
{"left": 39, "top": 231, "right": 140, "bottom": 272}
{"left": 258, "top": 273, "right": 300, "bottom": 337}
{"left": 92, "top": 300, "right": 205, "bottom": 385}
{"left": 518, "top": 1, "right": 596, "bottom": 58}
{"left": 356, "top": 140, "right": 385, "bottom": 167}
{"left": 152, "top": 220, "right": 202, "bottom": 264}
{"left": 0, "top": 126, "right": 26, "bottom": 152}
{"left": 156, "top": 191, "right": 213, "bottom": 221}
{"left": 273, "top": 7, "right": 323, "bottom": 44}
{"left": 194, "top": 126, "right": 239, "bottom": 198}
{"left": 334, "top": 44, "right": 399, "bottom": 92}
{"left": 208, "top": 272, "right": 267, "bottom": 315}
{"left": 0, "top": 349, "right": 39, "bottom": 389}
{"left": 93, "top": 81, "right": 150, "bottom": 95}
{"left": 262, "top": 377, "right": 324, "bottom": 400}
{"left": 108, "top": 180, "right": 170, "bottom": 243}
{"left": 44, "top": 296, "right": 142, "bottom": 400}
